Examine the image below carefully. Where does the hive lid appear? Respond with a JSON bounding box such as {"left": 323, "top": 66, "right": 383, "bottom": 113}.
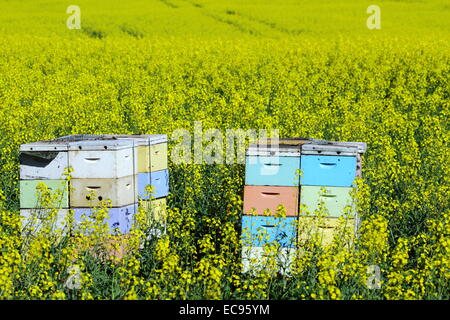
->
{"left": 67, "top": 139, "right": 136, "bottom": 151}
{"left": 301, "top": 144, "right": 359, "bottom": 156}
{"left": 327, "top": 141, "right": 367, "bottom": 153}
{"left": 246, "top": 137, "right": 367, "bottom": 156}
{"left": 52, "top": 134, "right": 104, "bottom": 142}
{"left": 20, "top": 140, "right": 70, "bottom": 152}
{"left": 259, "top": 137, "right": 316, "bottom": 146}
{"left": 246, "top": 143, "right": 301, "bottom": 157}
{"left": 21, "top": 134, "right": 168, "bottom": 152}
{"left": 302, "top": 141, "right": 367, "bottom": 154}
{"left": 102, "top": 134, "right": 168, "bottom": 145}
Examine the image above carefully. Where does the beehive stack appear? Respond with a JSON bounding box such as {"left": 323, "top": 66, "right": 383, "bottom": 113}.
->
{"left": 241, "top": 138, "right": 366, "bottom": 274}
{"left": 19, "top": 134, "right": 169, "bottom": 236}
{"left": 241, "top": 142, "right": 302, "bottom": 274}
{"left": 298, "top": 140, "right": 366, "bottom": 246}
{"left": 68, "top": 138, "right": 138, "bottom": 234}
{"left": 20, "top": 140, "right": 71, "bottom": 234}
{"left": 103, "top": 134, "right": 169, "bottom": 230}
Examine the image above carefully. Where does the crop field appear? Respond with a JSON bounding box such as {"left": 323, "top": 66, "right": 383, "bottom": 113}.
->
{"left": 0, "top": 0, "right": 449, "bottom": 300}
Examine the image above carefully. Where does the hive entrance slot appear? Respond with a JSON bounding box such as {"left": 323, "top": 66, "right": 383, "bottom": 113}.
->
{"left": 85, "top": 194, "right": 103, "bottom": 201}
{"left": 261, "top": 192, "right": 280, "bottom": 196}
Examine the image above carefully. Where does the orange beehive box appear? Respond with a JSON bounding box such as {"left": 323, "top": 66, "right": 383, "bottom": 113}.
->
{"left": 243, "top": 185, "right": 299, "bottom": 216}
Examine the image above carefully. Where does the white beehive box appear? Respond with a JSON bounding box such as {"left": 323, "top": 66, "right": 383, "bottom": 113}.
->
{"left": 241, "top": 246, "right": 295, "bottom": 276}
{"left": 103, "top": 134, "right": 168, "bottom": 173}
{"left": 20, "top": 141, "right": 69, "bottom": 180}
{"left": 20, "top": 209, "right": 70, "bottom": 236}
{"left": 68, "top": 139, "right": 137, "bottom": 179}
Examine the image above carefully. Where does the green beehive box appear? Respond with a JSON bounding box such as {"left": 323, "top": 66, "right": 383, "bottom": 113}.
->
{"left": 299, "top": 186, "right": 355, "bottom": 218}
{"left": 20, "top": 180, "right": 69, "bottom": 209}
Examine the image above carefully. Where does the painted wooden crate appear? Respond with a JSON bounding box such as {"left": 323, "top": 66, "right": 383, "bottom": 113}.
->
{"left": 101, "top": 134, "right": 168, "bottom": 173}
{"left": 20, "top": 180, "right": 69, "bottom": 209}
{"left": 243, "top": 185, "right": 298, "bottom": 216}
{"left": 301, "top": 142, "right": 366, "bottom": 179}
{"left": 20, "top": 140, "right": 69, "bottom": 180}
{"left": 20, "top": 208, "right": 70, "bottom": 235}
{"left": 138, "top": 142, "right": 168, "bottom": 173}
{"left": 300, "top": 155, "right": 357, "bottom": 187}
{"left": 139, "top": 197, "right": 167, "bottom": 226}
{"left": 137, "top": 169, "right": 169, "bottom": 199}
{"left": 241, "top": 216, "right": 297, "bottom": 248}
{"left": 245, "top": 144, "right": 301, "bottom": 187}
{"left": 241, "top": 246, "right": 296, "bottom": 275}
{"left": 298, "top": 216, "right": 356, "bottom": 247}
{"left": 68, "top": 139, "right": 136, "bottom": 179}
{"left": 73, "top": 204, "right": 137, "bottom": 235}
{"left": 70, "top": 175, "right": 137, "bottom": 207}
{"left": 299, "top": 186, "right": 355, "bottom": 218}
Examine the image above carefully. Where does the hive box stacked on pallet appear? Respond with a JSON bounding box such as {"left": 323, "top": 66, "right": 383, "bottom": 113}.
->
{"left": 241, "top": 143, "right": 301, "bottom": 274}
{"left": 241, "top": 138, "right": 366, "bottom": 274}
{"left": 19, "top": 134, "right": 169, "bottom": 236}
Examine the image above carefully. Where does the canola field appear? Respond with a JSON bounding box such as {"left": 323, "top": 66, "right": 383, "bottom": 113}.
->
{"left": 0, "top": 0, "right": 449, "bottom": 300}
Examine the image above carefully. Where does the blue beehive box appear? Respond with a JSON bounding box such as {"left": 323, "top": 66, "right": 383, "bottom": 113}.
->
{"left": 300, "top": 155, "right": 357, "bottom": 187}
{"left": 73, "top": 203, "right": 137, "bottom": 235}
{"left": 241, "top": 215, "right": 297, "bottom": 248}
{"left": 138, "top": 169, "right": 169, "bottom": 199}
{"left": 245, "top": 144, "right": 301, "bottom": 187}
